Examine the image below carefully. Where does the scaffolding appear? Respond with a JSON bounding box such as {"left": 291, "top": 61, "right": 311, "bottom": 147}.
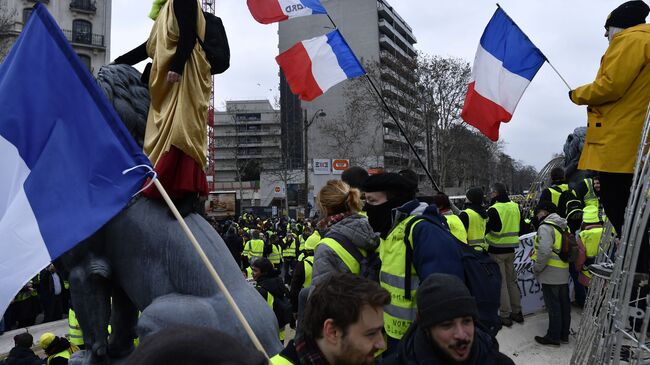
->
{"left": 203, "top": 0, "right": 216, "bottom": 191}
{"left": 572, "top": 105, "right": 650, "bottom": 364}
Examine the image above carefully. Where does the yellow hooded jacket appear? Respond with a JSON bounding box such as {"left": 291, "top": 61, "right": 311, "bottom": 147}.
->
{"left": 570, "top": 24, "right": 650, "bottom": 174}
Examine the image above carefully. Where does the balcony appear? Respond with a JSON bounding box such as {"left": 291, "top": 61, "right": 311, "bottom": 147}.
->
{"left": 379, "top": 35, "right": 411, "bottom": 60}
{"left": 378, "top": 19, "right": 416, "bottom": 57}
{"left": 70, "top": 0, "right": 97, "bottom": 14}
{"left": 62, "top": 30, "right": 105, "bottom": 48}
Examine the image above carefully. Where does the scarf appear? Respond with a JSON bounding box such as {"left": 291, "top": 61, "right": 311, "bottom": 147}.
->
{"left": 295, "top": 335, "right": 331, "bottom": 365}
{"left": 149, "top": 0, "right": 168, "bottom": 20}
{"left": 316, "top": 211, "right": 355, "bottom": 232}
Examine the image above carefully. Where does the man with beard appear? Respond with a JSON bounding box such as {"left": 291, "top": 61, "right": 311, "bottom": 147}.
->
{"left": 386, "top": 273, "right": 514, "bottom": 365}
{"left": 271, "top": 273, "right": 389, "bottom": 365}
{"left": 362, "top": 172, "right": 465, "bottom": 353}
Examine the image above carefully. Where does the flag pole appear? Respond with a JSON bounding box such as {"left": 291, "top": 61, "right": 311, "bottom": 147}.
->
{"left": 324, "top": 16, "right": 442, "bottom": 193}
{"left": 495, "top": 3, "right": 572, "bottom": 90}
{"left": 152, "top": 179, "right": 270, "bottom": 360}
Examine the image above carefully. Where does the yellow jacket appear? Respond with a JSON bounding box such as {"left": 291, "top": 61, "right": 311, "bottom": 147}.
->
{"left": 570, "top": 24, "right": 650, "bottom": 173}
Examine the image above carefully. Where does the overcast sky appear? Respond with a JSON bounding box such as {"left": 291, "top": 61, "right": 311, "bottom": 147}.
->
{"left": 110, "top": 0, "right": 623, "bottom": 170}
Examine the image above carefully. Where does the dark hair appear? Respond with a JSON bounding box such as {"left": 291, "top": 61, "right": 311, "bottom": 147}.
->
{"left": 14, "top": 332, "right": 33, "bottom": 348}
{"left": 251, "top": 257, "right": 274, "bottom": 275}
{"left": 431, "top": 193, "right": 451, "bottom": 210}
{"left": 341, "top": 166, "right": 369, "bottom": 190}
{"left": 550, "top": 167, "right": 565, "bottom": 183}
{"left": 302, "top": 273, "right": 390, "bottom": 339}
{"left": 492, "top": 182, "right": 508, "bottom": 196}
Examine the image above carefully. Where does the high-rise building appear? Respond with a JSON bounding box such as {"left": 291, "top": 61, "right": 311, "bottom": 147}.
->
{"left": 213, "top": 100, "right": 282, "bottom": 183}
{"left": 278, "top": 0, "right": 425, "bottom": 186}
{"left": 1, "top": 0, "right": 111, "bottom": 73}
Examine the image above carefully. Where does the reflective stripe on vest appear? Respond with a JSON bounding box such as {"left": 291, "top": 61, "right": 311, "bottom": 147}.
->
{"left": 269, "top": 244, "right": 282, "bottom": 265}
{"left": 271, "top": 354, "right": 295, "bottom": 365}
{"left": 444, "top": 214, "right": 468, "bottom": 244}
{"left": 320, "top": 237, "right": 362, "bottom": 275}
{"left": 68, "top": 309, "right": 84, "bottom": 346}
{"left": 579, "top": 225, "right": 603, "bottom": 279}
{"left": 302, "top": 256, "right": 313, "bottom": 288}
{"left": 48, "top": 349, "right": 72, "bottom": 365}
{"left": 464, "top": 208, "right": 487, "bottom": 250}
{"left": 485, "top": 202, "right": 520, "bottom": 248}
{"left": 379, "top": 215, "right": 419, "bottom": 340}
{"left": 247, "top": 239, "right": 265, "bottom": 259}
{"left": 532, "top": 226, "right": 569, "bottom": 269}
{"left": 282, "top": 237, "right": 297, "bottom": 258}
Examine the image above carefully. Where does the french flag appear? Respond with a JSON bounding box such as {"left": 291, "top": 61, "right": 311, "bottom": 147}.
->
{"left": 461, "top": 8, "right": 545, "bottom": 141}
{"left": 247, "top": 0, "right": 327, "bottom": 24}
{"left": 0, "top": 4, "right": 149, "bottom": 315}
{"left": 276, "top": 30, "right": 366, "bottom": 102}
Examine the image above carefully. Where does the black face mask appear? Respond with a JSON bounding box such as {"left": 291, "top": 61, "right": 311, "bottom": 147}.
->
{"left": 364, "top": 199, "right": 403, "bottom": 239}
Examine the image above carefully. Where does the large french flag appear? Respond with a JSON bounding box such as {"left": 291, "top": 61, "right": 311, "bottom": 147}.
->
{"left": 247, "top": 0, "right": 327, "bottom": 24}
{"left": 461, "top": 8, "right": 545, "bottom": 141}
{"left": 277, "top": 30, "right": 366, "bottom": 101}
{"left": 0, "top": 4, "right": 149, "bottom": 315}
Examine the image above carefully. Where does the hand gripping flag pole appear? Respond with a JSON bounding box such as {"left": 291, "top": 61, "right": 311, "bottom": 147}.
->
{"left": 324, "top": 15, "right": 442, "bottom": 193}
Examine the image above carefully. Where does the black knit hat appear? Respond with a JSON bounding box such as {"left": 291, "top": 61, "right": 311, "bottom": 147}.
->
{"left": 416, "top": 273, "right": 478, "bottom": 328}
{"left": 125, "top": 325, "right": 267, "bottom": 365}
{"left": 534, "top": 200, "right": 557, "bottom": 215}
{"left": 605, "top": 1, "right": 650, "bottom": 29}
{"left": 466, "top": 187, "right": 484, "bottom": 205}
{"left": 363, "top": 172, "right": 417, "bottom": 198}
{"left": 550, "top": 167, "right": 565, "bottom": 183}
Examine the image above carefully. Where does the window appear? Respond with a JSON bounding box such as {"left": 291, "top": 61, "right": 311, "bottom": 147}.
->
{"left": 77, "top": 54, "right": 91, "bottom": 72}
{"left": 235, "top": 113, "right": 261, "bottom": 122}
{"left": 23, "top": 8, "right": 33, "bottom": 24}
{"left": 72, "top": 20, "right": 92, "bottom": 44}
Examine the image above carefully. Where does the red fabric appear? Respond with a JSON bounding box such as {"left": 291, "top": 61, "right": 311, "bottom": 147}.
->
{"left": 276, "top": 41, "right": 323, "bottom": 101}
{"left": 461, "top": 82, "right": 513, "bottom": 141}
{"left": 247, "top": 0, "right": 289, "bottom": 24}
{"left": 143, "top": 146, "right": 208, "bottom": 199}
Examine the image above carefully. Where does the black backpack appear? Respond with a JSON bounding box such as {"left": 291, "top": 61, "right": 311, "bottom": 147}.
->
{"left": 551, "top": 186, "right": 583, "bottom": 220}
{"left": 325, "top": 232, "right": 381, "bottom": 282}
{"left": 404, "top": 215, "right": 503, "bottom": 338}
{"left": 541, "top": 221, "right": 578, "bottom": 263}
{"left": 197, "top": 11, "right": 230, "bottom": 75}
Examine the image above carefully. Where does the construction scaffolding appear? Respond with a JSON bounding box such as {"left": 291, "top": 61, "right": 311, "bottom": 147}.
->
{"left": 572, "top": 105, "right": 650, "bottom": 364}
{"left": 203, "top": 0, "right": 216, "bottom": 191}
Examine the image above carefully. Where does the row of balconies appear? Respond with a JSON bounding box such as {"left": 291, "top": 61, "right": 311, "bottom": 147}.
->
{"left": 378, "top": 19, "right": 417, "bottom": 57}
{"left": 377, "top": 1, "right": 416, "bottom": 43}
{"left": 27, "top": 0, "right": 96, "bottom": 13}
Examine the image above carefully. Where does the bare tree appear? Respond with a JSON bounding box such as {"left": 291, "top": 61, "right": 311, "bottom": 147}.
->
{"left": 0, "top": 4, "right": 17, "bottom": 62}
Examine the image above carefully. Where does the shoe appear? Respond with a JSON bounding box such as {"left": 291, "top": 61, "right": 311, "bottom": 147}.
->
{"left": 534, "top": 336, "right": 560, "bottom": 347}
{"left": 561, "top": 337, "right": 569, "bottom": 344}
{"left": 510, "top": 312, "right": 524, "bottom": 324}
{"left": 500, "top": 317, "right": 513, "bottom": 327}
{"left": 589, "top": 262, "right": 614, "bottom": 278}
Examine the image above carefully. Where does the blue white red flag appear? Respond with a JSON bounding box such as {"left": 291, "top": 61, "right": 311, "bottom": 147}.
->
{"left": 247, "top": 0, "right": 327, "bottom": 24}
{"left": 0, "top": 4, "right": 149, "bottom": 315}
{"left": 461, "top": 8, "right": 545, "bottom": 141}
{"left": 276, "top": 29, "right": 366, "bottom": 101}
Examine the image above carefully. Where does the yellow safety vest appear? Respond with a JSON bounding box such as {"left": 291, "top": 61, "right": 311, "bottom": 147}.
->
{"left": 302, "top": 256, "right": 314, "bottom": 288}
{"left": 532, "top": 224, "right": 569, "bottom": 269}
{"left": 68, "top": 309, "right": 84, "bottom": 347}
{"left": 582, "top": 178, "right": 599, "bottom": 209}
{"left": 268, "top": 244, "right": 282, "bottom": 265}
{"left": 320, "top": 237, "right": 367, "bottom": 275}
{"left": 261, "top": 289, "right": 285, "bottom": 341}
{"left": 47, "top": 349, "right": 72, "bottom": 365}
{"left": 549, "top": 184, "right": 569, "bottom": 208}
{"left": 464, "top": 208, "right": 487, "bottom": 250}
{"left": 282, "top": 236, "right": 297, "bottom": 259}
{"left": 246, "top": 239, "right": 265, "bottom": 260}
{"left": 444, "top": 214, "right": 467, "bottom": 244}
{"left": 379, "top": 215, "right": 419, "bottom": 340}
{"left": 485, "top": 202, "right": 520, "bottom": 248}
{"left": 271, "top": 354, "right": 295, "bottom": 365}
{"left": 579, "top": 225, "right": 603, "bottom": 279}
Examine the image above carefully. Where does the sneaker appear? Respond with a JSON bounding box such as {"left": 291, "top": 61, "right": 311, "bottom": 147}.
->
{"left": 534, "top": 336, "right": 560, "bottom": 347}
{"left": 589, "top": 262, "right": 614, "bottom": 278}
{"left": 510, "top": 312, "right": 524, "bottom": 324}
{"left": 500, "top": 317, "right": 513, "bottom": 327}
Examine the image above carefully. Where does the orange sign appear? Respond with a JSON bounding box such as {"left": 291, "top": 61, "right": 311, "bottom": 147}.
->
{"left": 274, "top": 186, "right": 281, "bottom": 193}
{"left": 332, "top": 159, "right": 350, "bottom": 174}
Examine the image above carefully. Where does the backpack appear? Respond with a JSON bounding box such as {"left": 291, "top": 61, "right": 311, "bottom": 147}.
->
{"left": 551, "top": 186, "right": 583, "bottom": 221}
{"left": 325, "top": 231, "right": 381, "bottom": 282}
{"left": 404, "top": 215, "right": 503, "bottom": 338}
{"left": 541, "top": 221, "right": 578, "bottom": 263}
{"left": 197, "top": 11, "right": 230, "bottom": 75}
{"left": 273, "top": 294, "right": 293, "bottom": 329}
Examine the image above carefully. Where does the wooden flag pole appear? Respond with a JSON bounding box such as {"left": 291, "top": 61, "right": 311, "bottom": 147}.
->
{"left": 153, "top": 179, "right": 270, "bottom": 360}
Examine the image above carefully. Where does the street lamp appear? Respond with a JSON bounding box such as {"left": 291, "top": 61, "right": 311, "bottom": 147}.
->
{"left": 304, "top": 109, "right": 326, "bottom": 216}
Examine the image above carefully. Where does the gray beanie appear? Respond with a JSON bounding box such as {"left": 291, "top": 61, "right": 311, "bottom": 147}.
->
{"left": 417, "top": 273, "right": 478, "bottom": 328}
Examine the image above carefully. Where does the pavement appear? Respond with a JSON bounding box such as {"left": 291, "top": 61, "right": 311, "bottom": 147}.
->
{"left": 1, "top": 308, "right": 581, "bottom": 364}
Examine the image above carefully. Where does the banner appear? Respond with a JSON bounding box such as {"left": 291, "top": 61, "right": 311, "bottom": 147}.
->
{"left": 332, "top": 159, "right": 349, "bottom": 175}
{"left": 515, "top": 233, "right": 545, "bottom": 315}
{"left": 313, "top": 159, "right": 331, "bottom": 175}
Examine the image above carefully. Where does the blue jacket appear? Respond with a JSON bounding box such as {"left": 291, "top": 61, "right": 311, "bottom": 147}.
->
{"left": 393, "top": 200, "right": 465, "bottom": 282}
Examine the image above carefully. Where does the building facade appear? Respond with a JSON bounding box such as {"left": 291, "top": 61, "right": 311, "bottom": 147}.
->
{"left": 278, "top": 0, "right": 426, "bottom": 196}
{"left": 1, "top": 0, "right": 111, "bottom": 73}
{"left": 213, "top": 100, "right": 282, "bottom": 183}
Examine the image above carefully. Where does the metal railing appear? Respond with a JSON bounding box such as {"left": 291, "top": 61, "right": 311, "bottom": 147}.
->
{"left": 61, "top": 29, "right": 104, "bottom": 47}
{"left": 70, "top": 0, "right": 97, "bottom": 13}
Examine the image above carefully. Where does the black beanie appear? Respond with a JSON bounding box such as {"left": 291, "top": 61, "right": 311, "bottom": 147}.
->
{"left": 605, "top": 1, "right": 650, "bottom": 29}
{"left": 125, "top": 325, "right": 267, "bottom": 365}
{"left": 550, "top": 167, "right": 565, "bottom": 183}
{"left": 417, "top": 273, "right": 478, "bottom": 328}
{"left": 534, "top": 200, "right": 557, "bottom": 216}
{"left": 363, "top": 172, "right": 417, "bottom": 201}
{"left": 466, "top": 187, "right": 484, "bottom": 205}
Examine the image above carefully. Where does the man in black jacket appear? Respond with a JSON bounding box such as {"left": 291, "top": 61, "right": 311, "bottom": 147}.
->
{"left": 3, "top": 333, "right": 42, "bottom": 365}
{"left": 386, "top": 274, "right": 514, "bottom": 365}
